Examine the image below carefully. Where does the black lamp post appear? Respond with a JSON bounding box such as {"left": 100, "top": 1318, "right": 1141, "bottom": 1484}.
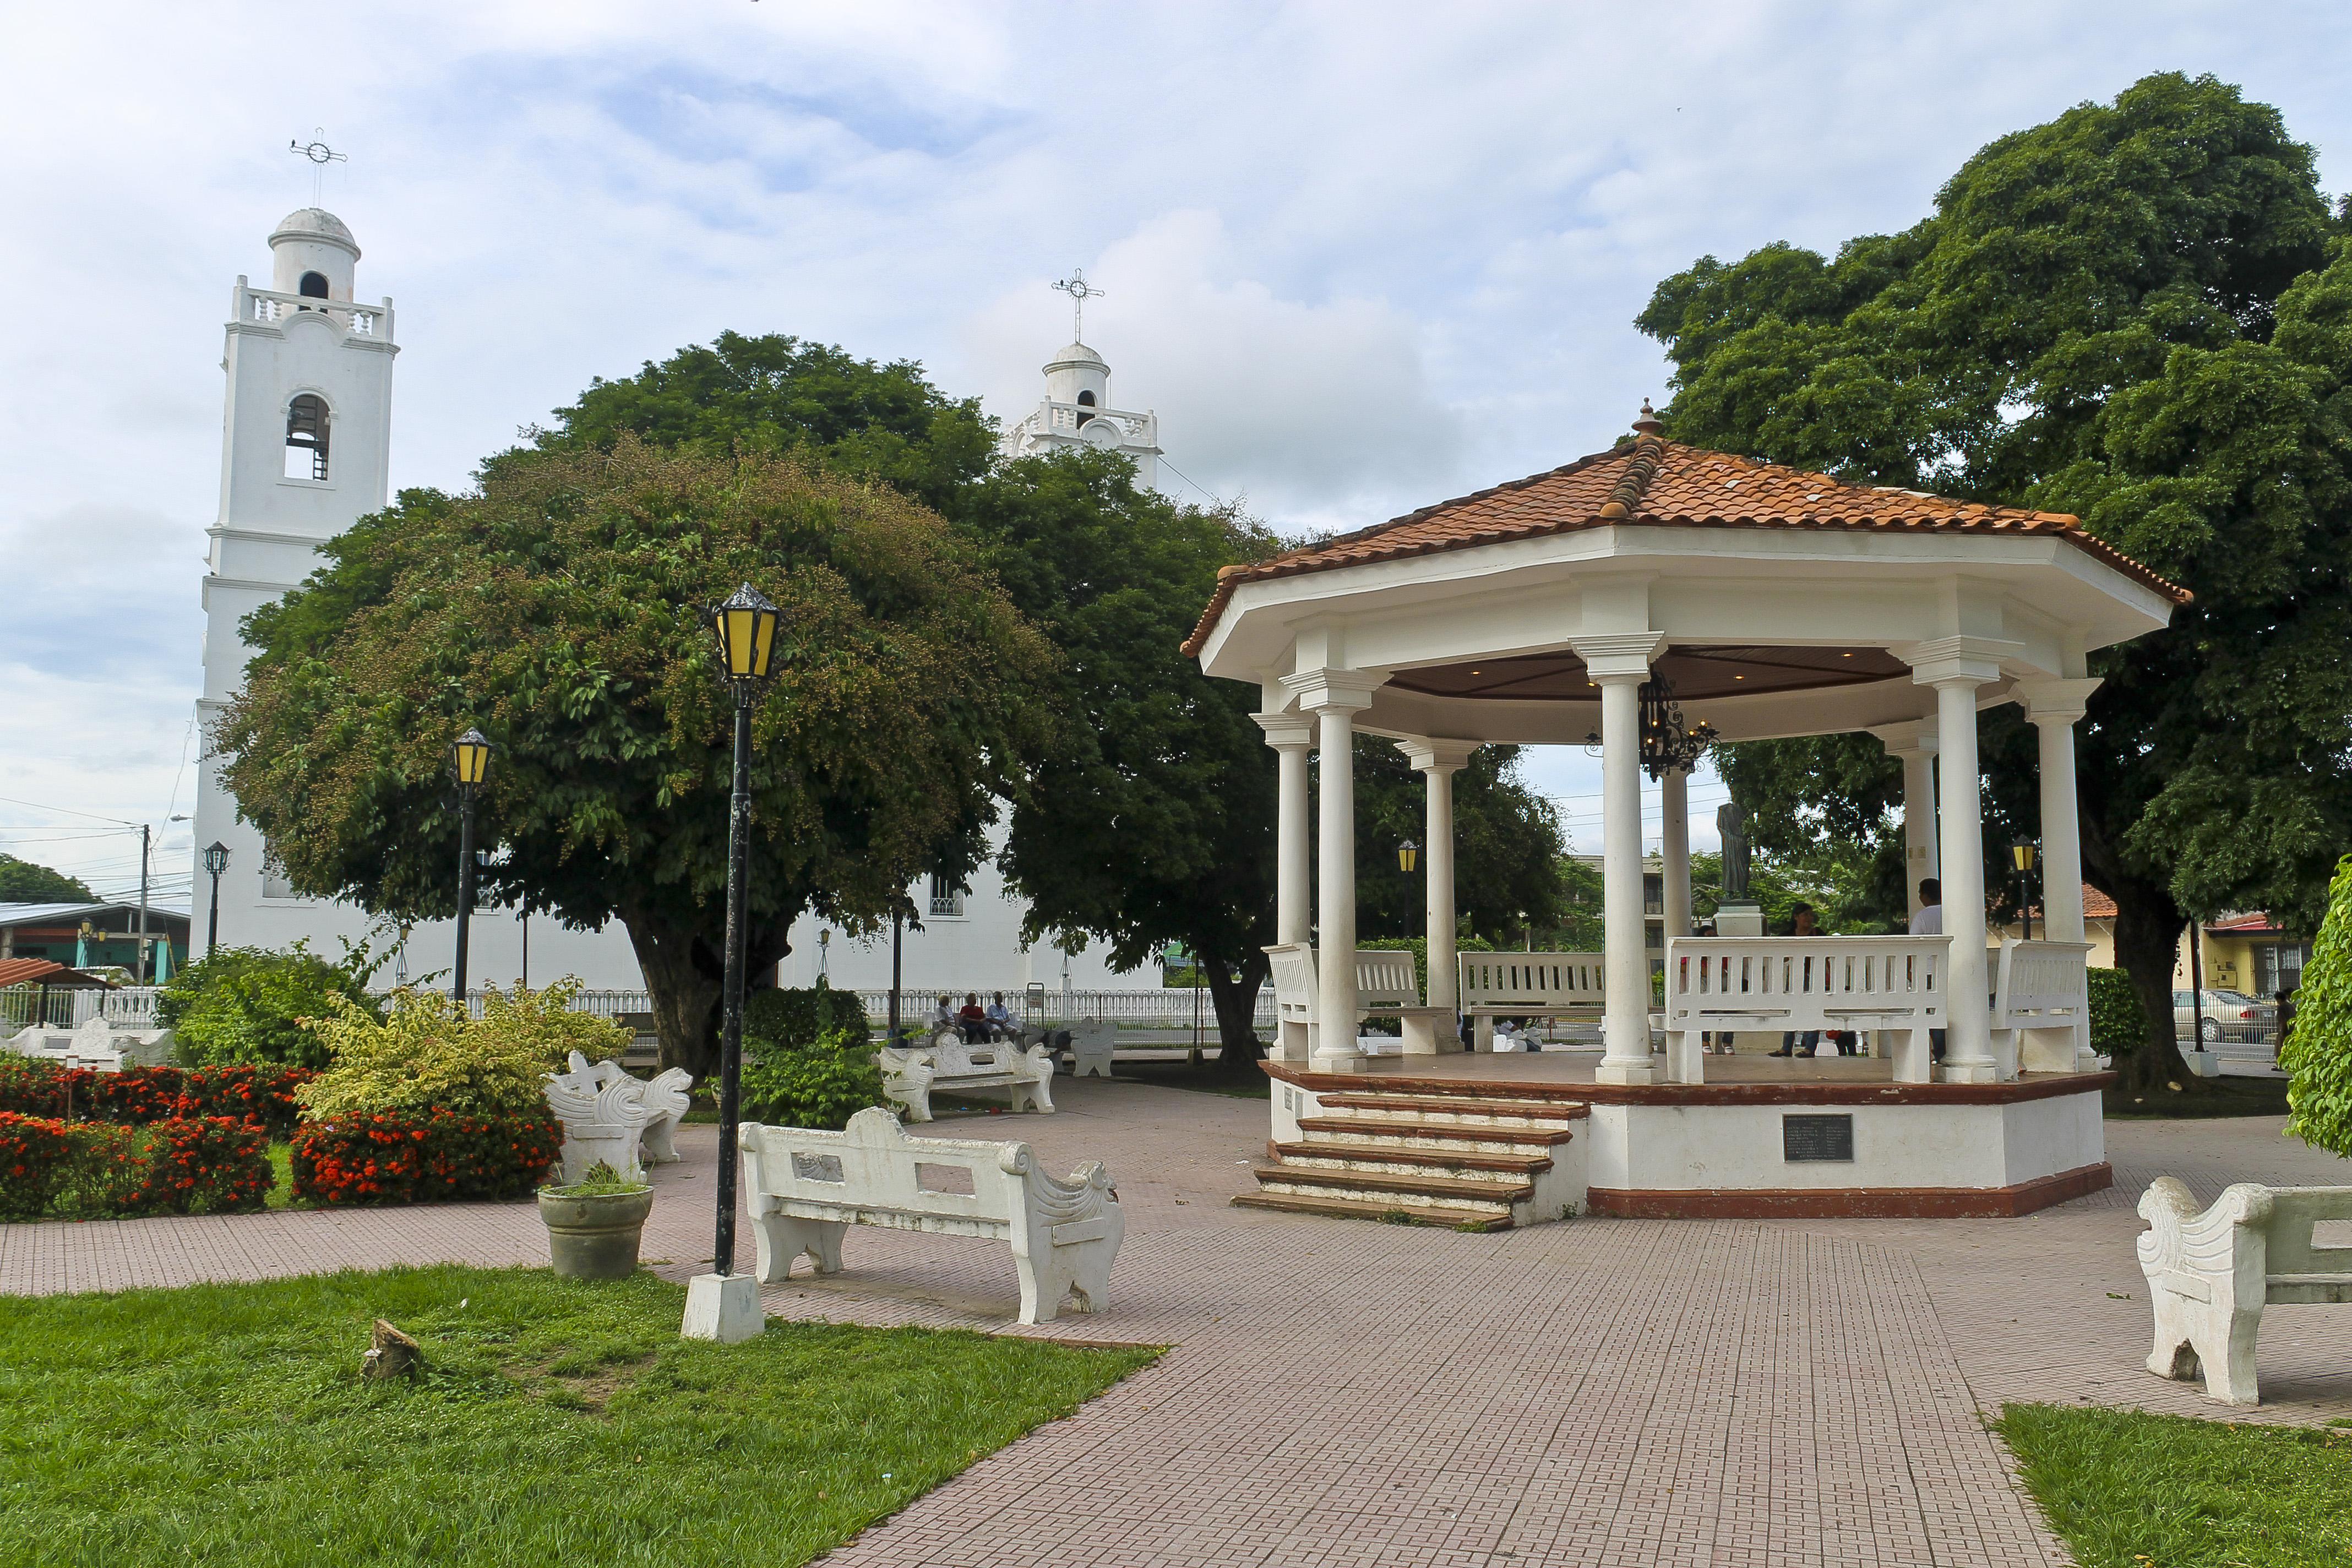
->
{"left": 201, "top": 842, "right": 230, "bottom": 957}
{"left": 2010, "top": 835, "right": 2038, "bottom": 943}
{"left": 450, "top": 728, "right": 491, "bottom": 1006}
{"left": 707, "top": 584, "right": 782, "bottom": 1285}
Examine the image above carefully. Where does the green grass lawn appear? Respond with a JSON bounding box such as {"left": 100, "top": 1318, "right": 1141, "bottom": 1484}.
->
{"left": 1996, "top": 1403, "right": 2352, "bottom": 1566}
{"left": 265, "top": 1140, "right": 294, "bottom": 1208}
{"left": 0, "top": 1264, "right": 1156, "bottom": 1566}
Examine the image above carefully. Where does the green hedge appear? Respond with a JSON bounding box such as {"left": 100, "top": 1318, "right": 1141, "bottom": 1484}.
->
{"left": 2282, "top": 853, "right": 2352, "bottom": 1156}
{"left": 157, "top": 944, "right": 380, "bottom": 1069}
{"left": 744, "top": 981, "right": 872, "bottom": 1051}
{"left": 740, "top": 1026, "right": 889, "bottom": 1131}
{"left": 2087, "top": 967, "right": 2143, "bottom": 1056}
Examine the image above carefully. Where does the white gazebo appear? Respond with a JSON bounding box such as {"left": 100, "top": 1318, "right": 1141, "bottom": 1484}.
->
{"left": 1191, "top": 410, "right": 2187, "bottom": 1223}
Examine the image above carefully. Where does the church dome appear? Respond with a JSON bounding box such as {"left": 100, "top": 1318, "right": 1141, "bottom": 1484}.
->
{"left": 1044, "top": 341, "right": 1107, "bottom": 371}
{"left": 270, "top": 208, "right": 361, "bottom": 258}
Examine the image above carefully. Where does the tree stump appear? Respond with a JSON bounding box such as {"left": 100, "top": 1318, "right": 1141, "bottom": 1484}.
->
{"left": 362, "top": 1319, "right": 423, "bottom": 1380}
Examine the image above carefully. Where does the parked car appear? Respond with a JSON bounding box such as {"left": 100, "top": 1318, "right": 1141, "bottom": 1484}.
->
{"left": 2172, "top": 988, "right": 2275, "bottom": 1046}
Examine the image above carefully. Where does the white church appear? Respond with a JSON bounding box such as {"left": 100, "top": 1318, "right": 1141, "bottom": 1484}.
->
{"left": 189, "top": 208, "right": 1156, "bottom": 998}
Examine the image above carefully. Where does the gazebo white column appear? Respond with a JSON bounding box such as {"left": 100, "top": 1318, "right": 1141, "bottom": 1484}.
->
{"left": 1284, "top": 670, "right": 1382, "bottom": 1073}
{"left": 1400, "top": 739, "right": 1478, "bottom": 1047}
{"left": 1871, "top": 720, "right": 1941, "bottom": 921}
{"left": 1255, "top": 711, "right": 1316, "bottom": 1063}
{"left": 1572, "top": 633, "right": 1667, "bottom": 1085}
{"left": 1660, "top": 766, "right": 1692, "bottom": 945}
{"left": 1906, "top": 640, "right": 2005, "bottom": 1082}
{"left": 2018, "top": 677, "right": 2103, "bottom": 1065}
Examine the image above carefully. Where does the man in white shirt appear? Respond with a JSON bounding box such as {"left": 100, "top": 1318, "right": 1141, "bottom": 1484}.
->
{"left": 1908, "top": 880, "right": 1945, "bottom": 1060}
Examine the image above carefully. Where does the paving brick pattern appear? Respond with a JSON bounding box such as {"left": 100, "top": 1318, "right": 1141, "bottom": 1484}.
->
{"left": 6, "top": 1079, "right": 2348, "bottom": 1566}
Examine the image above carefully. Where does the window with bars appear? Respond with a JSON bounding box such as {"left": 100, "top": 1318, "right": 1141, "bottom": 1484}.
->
{"left": 284, "top": 393, "right": 330, "bottom": 481}
{"left": 928, "top": 874, "right": 966, "bottom": 919}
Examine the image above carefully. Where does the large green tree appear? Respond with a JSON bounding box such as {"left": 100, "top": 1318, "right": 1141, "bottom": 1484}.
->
{"left": 0, "top": 856, "right": 96, "bottom": 903}
{"left": 1351, "top": 742, "right": 1569, "bottom": 944}
{"left": 217, "top": 439, "right": 1050, "bottom": 1076}
{"left": 1638, "top": 72, "right": 2352, "bottom": 1098}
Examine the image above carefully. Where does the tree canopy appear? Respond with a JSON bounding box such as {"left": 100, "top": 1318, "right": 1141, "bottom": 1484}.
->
{"left": 217, "top": 439, "right": 1051, "bottom": 1075}
{"left": 0, "top": 856, "right": 95, "bottom": 904}
{"left": 1637, "top": 72, "right": 2352, "bottom": 1096}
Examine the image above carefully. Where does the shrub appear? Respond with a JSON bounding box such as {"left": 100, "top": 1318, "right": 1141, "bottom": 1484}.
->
{"left": 290, "top": 1108, "right": 562, "bottom": 1205}
{"left": 173, "top": 1064, "right": 314, "bottom": 1138}
{"left": 739, "top": 1025, "right": 889, "bottom": 1131}
{"left": 0, "top": 1113, "right": 273, "bottom": 1219}
{"left": 0, "top": 1113, "right": 74, "bottom": 1218}
{"left": 0, "top": 1058, "right": 84, "bottom": 1119}
{"left": 2087, "top": 967, "right": 2143, "bottom": 1057}
{"left": 2282, "top": 853, "right": 2352, "bottom": 1157}
{"left": 296, "top": 982, "right": 626, "bottom": 1123}
{"left": 88, "top": 1065, "right": 188, "bottom": 1125}
{"left": 159, "top": 943, "right": 383, "bottom": 1069}
{"left": 744, "top": 981, "right": 871, "bottom": 1053}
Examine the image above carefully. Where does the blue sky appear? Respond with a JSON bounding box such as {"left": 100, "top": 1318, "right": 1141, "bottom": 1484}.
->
{"left": 4, "top": 0, "right": 2349, "bottom": 907}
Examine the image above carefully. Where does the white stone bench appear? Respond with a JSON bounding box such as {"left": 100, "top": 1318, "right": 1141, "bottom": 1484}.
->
{"left": 2138, "top": 1177, "right": 2352, "bottom": 1406}
{"left": 741, "top": 1106, "right": 1122, "bottom": 1324}
{"left": 876, "top": 1032, "right": 1054, "bottom": 1123}
{"left": 1261, "top": 943, "right": 1449, "bottom": 1059}
{"left": 1456, "top": 952, "right": 1605, "bottom": 1052}
{"left": 541, "top": 1052, "right": 693, "bottom": 1180}
{"left": 1065, "top": 1021, "right": 1118, "bottom": 1078}
{"left": 8, "top": 1016, "right": 176, "bottom": 1072}
{"left": 1991, "top": 939, "right": 2094, "bottom": 1075}
{"left": 1662, "top": 936, "right": 1950, "bottom": 1084}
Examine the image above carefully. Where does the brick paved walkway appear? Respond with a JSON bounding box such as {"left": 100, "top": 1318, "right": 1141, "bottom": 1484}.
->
{"left": 6, "top": 1080, "right": 2347, "bottom": 1566}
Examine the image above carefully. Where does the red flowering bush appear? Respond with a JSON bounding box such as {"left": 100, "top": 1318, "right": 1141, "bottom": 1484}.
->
{"left": 290, "top": 1109, "right": 562, "bottom": 1206}
{"left": 88, "top": 1066, "right": 187, "bottom": 1125}
{"left": 0, "top": 1113, "right": 271, "bottom": 1218}
{"left": 0, "top": 1058, "right": 89, "bottom": 1119}
{"left": 0, "top": 1113, "right": 75, "bottom": 1217}
{"left": 173, "top": 1065, "right": 314, "bottom": 1137}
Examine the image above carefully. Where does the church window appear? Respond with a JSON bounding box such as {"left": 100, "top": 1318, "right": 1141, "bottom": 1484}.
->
{"left": 298, "top": 271, "right": 330, "bottom": 300}
{"left": 1075, "top": 389, "right": 1096, "bottom": 427}
{"left": 284, "top": 394, "right": 330, "bottom": 481}
{"left": 928, "top": 875, "right": 966, "bottom": 919}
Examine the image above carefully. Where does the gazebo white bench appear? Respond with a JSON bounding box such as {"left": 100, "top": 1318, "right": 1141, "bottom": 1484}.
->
{"left": 1457, "top": 952, "right": 1605, "bottom": 1052}
{"left": 739, "top": 1106, "right": 1123, "bottom": 1325}
{"left": 1991, "top": 939, "right": 2095, "bottom": 1074}
{"left": 1265, "top": 943, "right": 1450, "bottom": 1059}
{"left": 1663, "top": 935, "right": 1949, "bottom": 1084}
{"left": 876, "top": 1034, "right": 1055, "bottom": 1123}
{"left": 2138, "top": 1177, "right": 2352, "bottom": 1406}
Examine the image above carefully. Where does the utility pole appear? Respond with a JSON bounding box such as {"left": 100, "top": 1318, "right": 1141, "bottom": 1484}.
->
{"left": 136, "top": 823, "right": 151, "bottom": 984}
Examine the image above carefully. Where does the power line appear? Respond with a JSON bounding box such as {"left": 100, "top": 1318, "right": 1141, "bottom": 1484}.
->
{"left": 0, "top": 795, "right": 139, "bottom": 826}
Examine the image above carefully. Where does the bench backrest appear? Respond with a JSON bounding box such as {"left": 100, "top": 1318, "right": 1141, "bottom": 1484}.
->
{"left": 2267, "top": 1186, "right": 2352, "bottom": 1277}
{"left": 1665, "top": 935, "right": 1948, "bottom": 1032}
{"left": 741, "top": 1106, "right": 1025, "bottom": 1227}
{"left": 1991, "top": 939, "right": 2091, "bottom": 1026}
{"left": 1264, "top": 943, "right": 1317, "bottom": 1025}
{"left": 1353, "top": 949, "right": 1422, "bottom": 1011}
{"left": 1457, "top": 952, "right": 1605, "bottom": 1011}
{"left": 922, "top": 1034, "right": 1030, "bottom": 1078}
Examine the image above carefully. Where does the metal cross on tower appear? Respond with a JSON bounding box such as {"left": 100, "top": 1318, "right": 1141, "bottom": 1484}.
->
{"left": 1051, "top": 269, "right": 1106, "bottom": 341}
{"left": 288, "top": 130, "right": 347, "bottom": 205}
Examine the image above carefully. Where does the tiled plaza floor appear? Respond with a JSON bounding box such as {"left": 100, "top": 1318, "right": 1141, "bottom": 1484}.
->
{"left": 6, "top": 1077, "right": 2347, "bottom": 1566}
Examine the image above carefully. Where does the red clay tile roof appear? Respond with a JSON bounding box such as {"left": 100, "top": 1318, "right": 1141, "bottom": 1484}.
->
{"left": 1182, "top": 415, "right": 2190, "bottom": 657}
{"left": 0, "top": 957, "right": 113, "bottom": 990}
{"left": 2082, "top": 885, "right": 2117, "bottom": 921}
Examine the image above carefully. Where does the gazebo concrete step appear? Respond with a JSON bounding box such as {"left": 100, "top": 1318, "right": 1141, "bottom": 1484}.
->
{"left": 1296, "top": 1115, "right": 1578, "bottom": 1151}
{"left": 1273, "top": 1141, "right": 1553, "bottom": 1179}
{"left": 1231, "top": 1191, "right": 1513, "bottom": 1230}
{"left": 1249, "top": 1164, "right": 1529, "bottom": 1215}
{"left": 1315, "top": 1092, "right": 1589, "bottom": 1129}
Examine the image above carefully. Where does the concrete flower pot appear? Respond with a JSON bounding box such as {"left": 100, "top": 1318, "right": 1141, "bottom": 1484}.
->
{"left": 538, "top": 1186, "right": 655, "bottom": 1281}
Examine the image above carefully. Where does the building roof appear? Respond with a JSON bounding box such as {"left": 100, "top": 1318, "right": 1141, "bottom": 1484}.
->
{"left": 1183, "top": 412, "right": 2191, "bottom": 656}
{"left": 2205, "top": 912, "right": 2283, "bottom": 935}
{"left": 0, "top": 901, "right": 191, "bottom": 929}
{"left": 0, "top": 958, "right": 115, "bottom": 990}
{"left": 2083, "top": 885, "right": 2117, "bottom": 921}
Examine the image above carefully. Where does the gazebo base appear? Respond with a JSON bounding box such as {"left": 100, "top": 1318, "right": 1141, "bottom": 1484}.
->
{"left": 1258, "top": 1057, "right": 2113, "bottom": 1222}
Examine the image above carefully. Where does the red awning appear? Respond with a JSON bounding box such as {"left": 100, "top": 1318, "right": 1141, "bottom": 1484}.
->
{"left": 0, "top": 959, "right": 118, "bottom": 990}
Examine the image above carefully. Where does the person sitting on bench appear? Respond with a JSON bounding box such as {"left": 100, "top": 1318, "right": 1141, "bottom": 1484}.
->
{"left": 985, "top": 992, "right": 1014, "bottom": 1040}
{"left": 958, "top": 993, "right": 990, "bottom": 1043}
{"left": 1770, "top": 903, "right": 1823, "bottom": 1058}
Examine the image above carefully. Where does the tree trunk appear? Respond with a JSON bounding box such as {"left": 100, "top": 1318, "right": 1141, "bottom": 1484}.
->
{"left": 620, "top": 905, "right": 793, "bottom": 1081}
{"left": 2105, "top": 880, "right": 2214, "bottom": 1102}
{"left": 1197, "top": 950, "right": 1270, "bottom": 1082}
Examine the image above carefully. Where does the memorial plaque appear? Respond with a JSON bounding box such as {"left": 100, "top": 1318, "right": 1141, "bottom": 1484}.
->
{"left": 1782, "top": 1113, "right": 1854, "bottom": 1163}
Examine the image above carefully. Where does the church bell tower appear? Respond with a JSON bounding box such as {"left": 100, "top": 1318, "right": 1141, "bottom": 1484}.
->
{"left": 189, "top": 208, "right": 398, "bottom": 943}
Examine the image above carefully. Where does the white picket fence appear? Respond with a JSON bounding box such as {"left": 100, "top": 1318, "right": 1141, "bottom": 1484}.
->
{"left": 0, "top": 986, "right": 165, "bottom": 1030}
